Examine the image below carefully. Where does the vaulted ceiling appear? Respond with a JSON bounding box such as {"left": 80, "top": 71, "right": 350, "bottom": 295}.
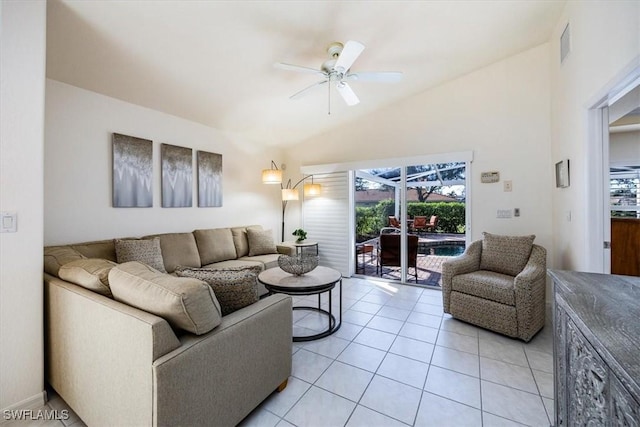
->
{"left": 46, "top": 0, "right": 566, "bottom": 147}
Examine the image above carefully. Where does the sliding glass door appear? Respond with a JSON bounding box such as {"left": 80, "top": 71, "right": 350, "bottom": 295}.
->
{"left": 354, "top": 161, "right": 467, "bottom": 286}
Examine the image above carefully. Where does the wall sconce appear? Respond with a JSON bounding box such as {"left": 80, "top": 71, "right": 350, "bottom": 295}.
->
{"left": 262, "top": 160, "right": 282, "bottom": 184}
{"left": 262, "top": 160, "right": 321, "bottom": 241}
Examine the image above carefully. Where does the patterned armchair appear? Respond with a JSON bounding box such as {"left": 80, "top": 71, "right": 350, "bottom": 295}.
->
{"left": 442, "top": 232, "right": 547, "bottom": 342}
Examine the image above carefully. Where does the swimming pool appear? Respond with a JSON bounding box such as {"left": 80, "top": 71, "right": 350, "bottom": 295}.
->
{"left": 423, "top": 244, "right": 465, "bottom": 257}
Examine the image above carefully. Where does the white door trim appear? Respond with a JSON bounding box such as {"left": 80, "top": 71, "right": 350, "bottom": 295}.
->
{"left": 586, "top": 57, "right": 640, "bottom": 273}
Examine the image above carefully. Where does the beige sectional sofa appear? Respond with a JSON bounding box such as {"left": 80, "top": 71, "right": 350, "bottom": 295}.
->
{"left": 43, "top": 225, "right": 295, "bottom": 426}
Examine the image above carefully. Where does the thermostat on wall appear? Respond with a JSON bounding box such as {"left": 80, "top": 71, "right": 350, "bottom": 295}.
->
{"left": 480, "top": 171, "right": 500, "bottom": 183}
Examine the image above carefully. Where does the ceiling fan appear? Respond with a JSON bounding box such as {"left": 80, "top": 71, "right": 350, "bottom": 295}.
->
{"left": 275, "top": 40, "right": 403, "bottom": 112}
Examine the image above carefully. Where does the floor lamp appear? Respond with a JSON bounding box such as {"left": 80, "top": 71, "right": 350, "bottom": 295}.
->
{"left": 262, "top": 161, "right": 321, "bottom": 242}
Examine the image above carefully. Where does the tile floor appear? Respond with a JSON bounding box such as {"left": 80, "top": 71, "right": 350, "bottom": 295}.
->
{"left": 17, "top": 277, "right": 554, "bottom": 427}
{"left": 240, "top": 276, "right": 555, "bottom": 427}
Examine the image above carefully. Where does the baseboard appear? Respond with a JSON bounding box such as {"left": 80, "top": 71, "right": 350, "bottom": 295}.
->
{"left": 0, "top": 391, "right": 47, "bottom": 425}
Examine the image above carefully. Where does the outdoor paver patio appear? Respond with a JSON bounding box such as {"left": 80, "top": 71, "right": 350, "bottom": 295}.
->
{"left": 355, "top": 233, "right": 466, "bottom": 287}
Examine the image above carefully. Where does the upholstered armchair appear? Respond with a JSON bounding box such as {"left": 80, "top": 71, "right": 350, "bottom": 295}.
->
{"left": 442, "top": 232, "right": 547, "bottom": 342}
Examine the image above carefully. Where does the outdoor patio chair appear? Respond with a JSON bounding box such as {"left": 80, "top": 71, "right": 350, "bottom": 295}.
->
{"left": 388, "top": 216, "right": 401, "bottom": 228}
{"left": 425, "top": 215, "right": 438, "bottom": 232}
{"left": 441, "top": 232, "right": 547, "bottom": 342}
{"left": 377, "top": 233, "right": 419, "bottom": 282}
{"left": 411, "top": 216, "right": 428, "bottom": 233}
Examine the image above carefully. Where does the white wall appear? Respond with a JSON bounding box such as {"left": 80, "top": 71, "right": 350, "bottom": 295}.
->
{"left": 0, "top": 0, "right": 46, "bottom": 411}
{"left": 45, "top": 80, "right": 283, "bottom": 245}
{"left": 610, "top": 131, "right": 640, "bottom": 165}
{"left": 550, "top": 1, "right": 640, "bottom": 271}
{"left": 286, "top": 44, "right": 554, "bottom": 261}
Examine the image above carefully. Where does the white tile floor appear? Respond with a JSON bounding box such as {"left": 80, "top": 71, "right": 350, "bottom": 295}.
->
{"left": 241, "top": 276, "right": 554, "bottom": 427}
{"left": 22, "top": 276, "right": 554, "bottom": 427}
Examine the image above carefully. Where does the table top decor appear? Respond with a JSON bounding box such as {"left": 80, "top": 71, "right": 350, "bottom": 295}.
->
{"left": 277, "top": 254, "right": 318, "bottom": 275}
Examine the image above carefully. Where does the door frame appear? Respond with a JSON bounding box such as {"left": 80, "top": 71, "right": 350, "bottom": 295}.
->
{"left": 586, "top": 60, "right": 640, "bottom": 273}
{"left": 303, "top": 150, "right": 473, "bottom": 279}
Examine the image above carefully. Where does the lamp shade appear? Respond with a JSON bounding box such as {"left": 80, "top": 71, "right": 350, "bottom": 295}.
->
{"left": 281, "top": 188, "right": 299, "bottom": 201}
{"left": 262, "top": 168, "right": 282, "bottom": 184}
{"left": 303, "top": 183, "right": 321, "bottom": 196}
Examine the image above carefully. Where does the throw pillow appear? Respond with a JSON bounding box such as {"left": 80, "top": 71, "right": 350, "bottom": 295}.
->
{"left": 58, "top": 258, "right": 117, "bottom": 298}
{"left": 175, "top": 266, "right": 261, "bottom": 316}
{"left": 114, "top": 238, "right": 167, "bottom": 273}
{"left": 479, "top": 232, "right": 535, "bottom": 277}
{"left": 231, "top": 225, "right": 263, "bottom": 258}
{"left": 247, "top": 228, "right": 277, "bottom": 256}
{"left": 109, "top": 261, "right": 222, "bottom": 335}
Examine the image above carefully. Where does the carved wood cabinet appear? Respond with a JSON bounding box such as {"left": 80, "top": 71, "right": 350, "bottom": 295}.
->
{"left": 550, "top": 270, "right": 640, "bottom": 426}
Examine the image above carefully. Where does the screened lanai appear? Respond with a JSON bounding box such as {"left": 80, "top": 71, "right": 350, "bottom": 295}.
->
{"left": 354, "top": 162, "right": 467, "bottom": 287}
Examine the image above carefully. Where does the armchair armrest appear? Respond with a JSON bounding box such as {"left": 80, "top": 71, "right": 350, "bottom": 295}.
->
{"left": 515, "top": 248, "right": 547, "bottom": 285}
{"left": 514, "top": 244, "right": 547, "bottom": 341}
{"left": 441, "top": 240, "right": 482, "bottom": 312}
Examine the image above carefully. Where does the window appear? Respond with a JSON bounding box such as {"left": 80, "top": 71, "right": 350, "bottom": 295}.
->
{"left": 610, "top": 168, "right": 640, "bottom": 218}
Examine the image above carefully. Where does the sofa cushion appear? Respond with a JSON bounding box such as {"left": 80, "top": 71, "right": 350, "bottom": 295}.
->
{"left": 238, "top": 254, "right": 281, "bottom": 270}
{"left": 144, "top": 232, "right": 201, "bottom": 273}
{"left": 175, "top": 266, "right": 262, "bottom": 315}
{"left": 247, "top": 228, "right": 277, "bottom": 256}
{"left": 44, "top": 246, "right": 87, "bottom": 277}
{"left": 109, "top": 261, "right": 222, "bottom": 335}
{"left": 58, "top": 258, "right": 117, "bottom": 298}
{"left": 193, "top": 228, "right": 237, "bottom": 265}
{"left": 479, "top": 232, "right": 535, "bottom": 277}
{"left": 70, "top": 239, "right": 117, "bottom": 262}
{"left": 452, "top": 270, "right": 516, "bottom": 306}
{"left": 114, "top": 238, "right": 167, "bottom": 273}
{"left": 231, "top": 225, "right": 262, "bottom": 258}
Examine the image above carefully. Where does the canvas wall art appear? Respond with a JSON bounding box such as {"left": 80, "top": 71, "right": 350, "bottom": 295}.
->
{"left": 112, "top": 133, "right": 153, "bottom": 208}
{"left": 197, "top": 151, "right": 222, "bottom": 207}
{"left": 161, "top": 143, "right": 193, "bottom": 208}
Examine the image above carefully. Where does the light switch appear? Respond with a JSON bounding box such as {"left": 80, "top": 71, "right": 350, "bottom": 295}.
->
{"left": 504, "top": 180, "right": 513, "bottom": 192}
{"left": 1, "top": 211, "right": 17, "bottom": 233}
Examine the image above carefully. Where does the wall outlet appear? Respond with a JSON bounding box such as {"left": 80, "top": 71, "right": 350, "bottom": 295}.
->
{"left": 504, "top": 180, "right": 513, "bottom": 192}
{"left": 497, "top": 209, "right": 512, "bottom": 219}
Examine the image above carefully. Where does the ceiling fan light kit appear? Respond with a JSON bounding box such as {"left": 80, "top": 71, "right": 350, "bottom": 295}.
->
{"left": 275, "top": 40, "right": 402, "bottom": 114}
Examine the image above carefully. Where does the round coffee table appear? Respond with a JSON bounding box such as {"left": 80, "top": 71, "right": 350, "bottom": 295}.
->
{"left": 258, "top": 266, "right": 342, "bottom": 342}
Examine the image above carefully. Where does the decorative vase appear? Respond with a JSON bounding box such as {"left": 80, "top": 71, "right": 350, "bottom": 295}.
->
{"left": 278, "top": 254, "right": 319, "bottom": 276}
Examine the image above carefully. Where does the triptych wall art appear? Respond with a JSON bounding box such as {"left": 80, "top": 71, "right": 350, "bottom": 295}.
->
{"left": 161, "top": 143, "right": 193, "bottom": 208}
{"left": 112, "top": 133, "right": 153, "bottom": 208}
{"left": 112, "top": 133, "right": 222, "bottom": 208}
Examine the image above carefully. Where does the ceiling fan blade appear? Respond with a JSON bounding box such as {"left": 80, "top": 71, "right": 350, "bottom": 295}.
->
{"left": 274, "top": 62, "right": 325, "bottom": 76}
{"left": 290, "top": 79, "right": 329, "bottom": 100}
{"left": 334, "top": 40, "right": 365, "bottom": 73}
{"left": 336, "top": 82, "right": 360, "bottom": 106}
{"left": 346, "top": 71, "right": 403, "bottom": 83}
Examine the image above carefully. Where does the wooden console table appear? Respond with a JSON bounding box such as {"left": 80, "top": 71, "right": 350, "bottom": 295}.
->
{"left": 549, "top": 270, "right": 640, "bottom": 426}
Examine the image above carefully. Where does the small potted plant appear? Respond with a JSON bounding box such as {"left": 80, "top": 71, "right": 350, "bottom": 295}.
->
{"left": 292, "top": 228, "right": 307, "bottom": 243}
